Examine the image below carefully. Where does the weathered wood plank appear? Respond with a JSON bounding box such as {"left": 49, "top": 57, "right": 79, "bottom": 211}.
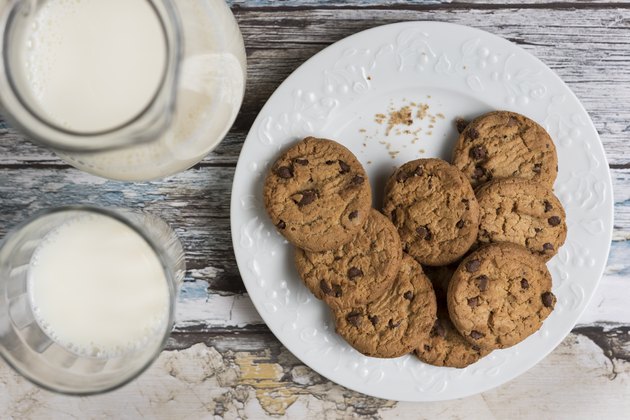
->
{"left": 0, "top": 166, "right": 627, "bottom": 330}
{"left": 1, "top": 7, "right": 630, "bottom": 168}
{"left": 234, "top": 8, "right": 630, "bottom": 168}
{"left": 228, "top": 1, "right": 630, "bottom": 7}
{"left": 0, "top": 326, "right": 627, "bottom": 418}
{"left": 1, "top": 166, "right": 628, "bottom": 265}
{"left": 0, "top": 167, "right": 241, "bottom": 295}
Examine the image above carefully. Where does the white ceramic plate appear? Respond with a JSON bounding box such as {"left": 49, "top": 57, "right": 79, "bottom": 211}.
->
{"left": 230, "top": 22, "right": 613, "bottom": 401}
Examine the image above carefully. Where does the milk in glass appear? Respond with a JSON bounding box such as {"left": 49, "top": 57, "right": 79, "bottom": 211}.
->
{"left": 27, "top": 214, "right": 170, "bottom": 358}
{"left": 8, "top": 0, "right": 246, "bottom": 180}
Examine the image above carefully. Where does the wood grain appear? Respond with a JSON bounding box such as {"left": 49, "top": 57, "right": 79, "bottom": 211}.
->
{"left": 227, "top": 1, "right": 630, "bottom": 8}
{"left": 1, "top": 167, "right": 629, "bottom": 304}
{"left": 2, "top": 7, "right": 630, "bottom": 167}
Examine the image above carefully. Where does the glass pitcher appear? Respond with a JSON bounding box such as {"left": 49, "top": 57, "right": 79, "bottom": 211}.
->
{"left": 0, "top": 0, "right": 246, "bottom": 181}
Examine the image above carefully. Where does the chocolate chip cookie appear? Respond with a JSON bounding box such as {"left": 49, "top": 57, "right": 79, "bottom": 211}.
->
{"left": 447, "top": 243, "right": 556, "bottom": 351}
{"left": 476, "top": 178, "right": 567, "bottom": 261}
{"left": 333, "top": 254, "right": 437, "bottom": 358}
{"left": 263, "top": 137, "right": 372, "bottom": 252}
{"left": 452, "top": 111, "right": 558, "bottom": 188}
{"left": 383, "top": 158, "right": 480, "bottom": 266}
{"left": 416, "top": 264, "right": 489, "bottom": 368}
{"left": 415, "top": 306, "right": 491, "bottom": 368}
{"left": 295, "top": 209, "right": 402, "bottom": 310}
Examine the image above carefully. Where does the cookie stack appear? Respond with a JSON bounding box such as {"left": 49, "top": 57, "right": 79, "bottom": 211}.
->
{"left": 263, "top": 110, "right": 567, "bottom": 369}
{"left": 264, "top": 137, "right": 435, "bottom": 358}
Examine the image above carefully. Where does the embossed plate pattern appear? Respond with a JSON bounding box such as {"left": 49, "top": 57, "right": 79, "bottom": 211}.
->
{"left": 230, "top": 22, "right": 613, "bottom": 401}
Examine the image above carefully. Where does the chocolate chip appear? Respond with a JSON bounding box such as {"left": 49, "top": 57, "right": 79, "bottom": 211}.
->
{"left": 294, "top": 158, "right": 309, "bottom": 166}
{"left": 333, "top": 285, "right": 342, "bottom": 297}
{"left": 388, "top": 319, "right": 402, "bottom": 329}
{"left": 430, "top": 320, "right": 446, "bottom": 338}
{"left": 295, "top": 190, "right": 317, "bottom": 206}
{"left": 348, "top": 267, "right": 363, "bottom": 280}
{"left": 507, "top": 116, "right": 519, "bottom": 127}
{"left": 424, "top": 344, "right": 432, "bottom": 352}
{"left": 403, "top": 291, "right": 414, "bottom": 300}
{"left": 542, "top": 292, "right": 555, "bottom": 308}
{"left": 466, "top": 128, "right": 479, "bottom": 140}
{"left": 470, "top": 330, "right": 484, "bottom": 340}
{"left": 548, "top": 216, "right": 561, "bottom": 226}
{"left": 543, "top": 243, "right": 554, "bottom": 251}
{"left": 472, "top": 166, "right": 486, "bottom": 180}
{"left": 416, "top": 225, "right": 432, "bottom": 240}
{"left": 276, "top": 220, "right": 286, "bottom": 230}
{"left": 456, "top": 219, "right": 465, "bottom": 229}
{"left": 325, "top": 160, "right": 335, "bottom": 165}
{"left": 462, "top": 199, "right": 470, "bottom": 210}
{"left": 319, "top": 280, "right": 333, "bottom": 296}
{"left": 320, "top": 281, "right": 339, "bottom": 297}
{"left": 533, "top": 163, "right": 542, "bottom": 173}
{"left": 339, "top": 160, "right": 351, "bottom": 174}
{"left": 348, "top": 210, "right": 359, "bottom": 220}
{"left": 368, "top": 315, "right": 379, "bottom": 326}
{"left": 466, "top": 259, "right": 481, "bottom": 273}
{"left": 477, "top": 275, "right": 489, "bottom": 292}
{"left": 276, "top": 166, "right": 293, "bottom": 179}
{"left": 467, "top": 297, "right": 479, "bottom": 307}
{"left": 472, "top": 345, "right": 481, "bottom": 352}
{"left": 346, "top": 311, "right": 362, "bottom": 327}
{"left": 456, "top": 118, "right": 469, "bottom": 134}
{"left": 521, "top": 278, "right": 529, "bottom": 289}
{"left": 469, "top": 146, "right": 487, "bottom": 160}
{"left": 413, "top": 166, "right": 424, "bottom": 177}
{"left": 396, "top": 171, "right": 408, "bottom": 183}
{"left": 544, "top": 201, "right": 553, "bottom": 212}
{"left": 350, "top": 175, "right": 365, "bottom": 186}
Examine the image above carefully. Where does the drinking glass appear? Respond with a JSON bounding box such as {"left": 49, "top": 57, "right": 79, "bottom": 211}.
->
{"left": 0, "top": 206, "right": 185, "bottom": 395}
{"left": 0, "top": 0, "right": 246, "bottom": 181}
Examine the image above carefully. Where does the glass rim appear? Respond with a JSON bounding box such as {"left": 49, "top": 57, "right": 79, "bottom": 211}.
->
{"left": 0, "top": 205, "right": 179, "bottom": 396}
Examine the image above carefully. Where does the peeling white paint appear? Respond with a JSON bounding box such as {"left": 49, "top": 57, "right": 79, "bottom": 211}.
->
{"left": 176, "top": 294, "right": 263, "bottom": 329}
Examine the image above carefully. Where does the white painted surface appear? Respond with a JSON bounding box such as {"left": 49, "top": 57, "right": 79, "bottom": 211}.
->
{"left": 28, "top": 214, "right": 170, "bottom": 357}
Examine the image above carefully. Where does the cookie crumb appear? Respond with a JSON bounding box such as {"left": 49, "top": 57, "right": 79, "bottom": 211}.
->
{"left": 385, "top": 106, "right": 413, "bottom": 136}
{"left": 416, "top": 104, "right": 429, "bottom": 120}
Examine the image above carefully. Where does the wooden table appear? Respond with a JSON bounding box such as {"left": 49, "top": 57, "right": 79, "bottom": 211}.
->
{"left": 1, "top": 1, "right": 629, "bottom": 417}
